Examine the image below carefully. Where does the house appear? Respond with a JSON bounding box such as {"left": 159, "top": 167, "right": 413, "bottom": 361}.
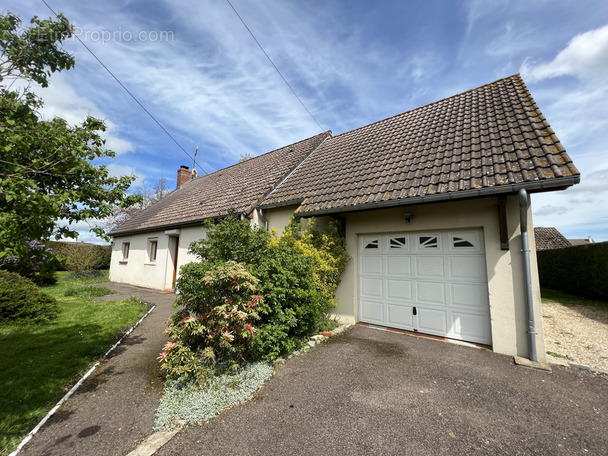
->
{"left": 110, "top": 74, "right": 580, "bottom": 363}
{"left": 534, "top": 227, "right": 571, "bottom": 250}
{"left": 568, "top": 236, "right": 595, "bottom": 246}
{"left": 108, "top": 131, "right": 331, "bottom": 289}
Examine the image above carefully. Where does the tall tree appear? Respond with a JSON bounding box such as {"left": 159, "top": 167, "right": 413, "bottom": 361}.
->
{"left": 0, "top": 12, "right": 139, "bottom": 265}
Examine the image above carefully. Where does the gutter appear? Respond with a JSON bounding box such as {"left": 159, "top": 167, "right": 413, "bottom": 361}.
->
{"left": 282, "top": 176, "right": 579, "bottom": 217}
{"left": 519, "top": 188, "right": 537, "bottom": 362}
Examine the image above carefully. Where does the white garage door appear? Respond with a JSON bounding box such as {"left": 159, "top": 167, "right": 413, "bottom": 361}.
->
{"left": 359, "top": 230, "right": 492, "bottom": 345}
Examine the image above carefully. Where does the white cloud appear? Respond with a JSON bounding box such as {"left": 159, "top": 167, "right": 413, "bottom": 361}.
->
{"left": 105, "top": 163, "right": 145, "bottom": 188}
{"left": 535, "top": 204, "right": 569, "bottom": 217}
{"left": 32, "top": 75, "right": 135, "bottom": 155}
{"left": 521, "top": 24, "right": 608, "bottom": 83}
{"left": 55, "top": 219, "right": 109, "bottom": 245}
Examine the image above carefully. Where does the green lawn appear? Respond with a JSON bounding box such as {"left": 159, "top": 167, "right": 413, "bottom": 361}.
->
{"left": 0, "top": 272, "right": 149, "bottom": 456}
{"left": 541, "top": 288, "right": 608, "bottom": 308}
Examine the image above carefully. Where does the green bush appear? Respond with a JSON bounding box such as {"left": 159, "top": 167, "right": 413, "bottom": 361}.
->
{"left": 169, "top": 214, "right": 349, "bottom": 373}
{"left": 162, "top": 261, "right": 261, "bottom": 383}
{"left": 537, "top": 242, "right": 608, "bottom": 301}
{"left": 0, "top": 270, "right": 59, "bottom": 323}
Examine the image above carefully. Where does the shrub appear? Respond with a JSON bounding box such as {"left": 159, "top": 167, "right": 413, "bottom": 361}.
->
{"left": 249, "top": 236, "right": 326, "bottom": 360}
{"left": 283, "top": 217, "right": 350, "bottom": 307}
{"left": 0, "top": 240, "right": 61, "bottom": 284}
{"left": 180, "top": 214, "right": 349, "bottom": 363}
{"left": 162, "top": 261, "right": 261, "bottom": 382}
{"left": 0, "top": 270, "right": 59, "bottom": 323}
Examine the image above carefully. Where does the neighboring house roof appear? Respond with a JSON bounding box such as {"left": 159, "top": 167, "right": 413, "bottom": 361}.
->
{"left": 109, "top": 132, "right": 331, "bottom": 236}
{"left": 260, "top": 74, "right": 580, "bottom": 215}
{"left": 534, "top": 227, "right": 571, "bottom": 250}
{"left": 568, "top": 237, "right": 595, "bottom": 246}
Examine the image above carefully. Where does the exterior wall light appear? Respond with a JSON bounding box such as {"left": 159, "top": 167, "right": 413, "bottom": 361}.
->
{"left": 404, "top": 212, "right": 414, "bottom": 223}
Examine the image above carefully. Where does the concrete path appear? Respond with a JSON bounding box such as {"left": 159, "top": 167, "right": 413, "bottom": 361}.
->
{"left": 158, "top": 326, "right": 608, "bottom": 456}
{"left": 20, "top": 283, "right": 176, "bottom": 456}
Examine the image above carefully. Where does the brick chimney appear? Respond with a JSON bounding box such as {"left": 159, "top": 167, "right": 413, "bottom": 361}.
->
{"left": 177, "top": 165, "right": 190, "bottom": 188}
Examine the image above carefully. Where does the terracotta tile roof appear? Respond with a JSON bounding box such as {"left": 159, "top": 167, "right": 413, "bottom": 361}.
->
{"left": 534, "top": 227, "right": 571, "bottom": 250}
{"left": 109, "top": 132, "right": 331, "bottom": 236}
{"left": 260, "top": 75, "right": 580, "bottom": 215}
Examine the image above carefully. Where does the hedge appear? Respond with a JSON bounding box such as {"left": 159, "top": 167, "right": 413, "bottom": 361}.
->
{"left": 537, "top": 242, "right": 608, "bottom": 301}
{"left": 48, "top": 241, "right": 112, "bottom": 271}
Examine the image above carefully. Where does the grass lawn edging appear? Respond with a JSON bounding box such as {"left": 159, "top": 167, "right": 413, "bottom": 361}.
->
{"left": 8, "top": 304, "right": 156, "bottom": 456}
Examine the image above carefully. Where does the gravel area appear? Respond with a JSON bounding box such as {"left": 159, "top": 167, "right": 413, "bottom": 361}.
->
{"left": 542, "top": 300, "right": 608, "bottom": 372}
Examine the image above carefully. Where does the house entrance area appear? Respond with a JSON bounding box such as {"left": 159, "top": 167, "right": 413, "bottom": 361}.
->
{"left": 358, "top": 229, "right": 492, "bottom": 345}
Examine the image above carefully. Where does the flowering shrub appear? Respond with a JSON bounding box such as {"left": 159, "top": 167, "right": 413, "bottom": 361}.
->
{"left": 0, "top": 240, "right": 61, "bottom": 284}
{"left": 159, "top": 261, "right": 261, "bottom": 383}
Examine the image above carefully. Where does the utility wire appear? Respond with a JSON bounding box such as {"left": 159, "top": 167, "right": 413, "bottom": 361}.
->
{"left": 225, "top": 0, "right": 324, "bottom": 132}
{"left": 40, "top": 0, "right": 215, "bottom": 180}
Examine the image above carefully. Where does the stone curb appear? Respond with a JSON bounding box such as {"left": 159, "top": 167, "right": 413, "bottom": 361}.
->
{"left": 288, "top": 323, "right": 353, "bottom": 358}
{"left": 125, "top": 429, "right": 180, "bottom": 456}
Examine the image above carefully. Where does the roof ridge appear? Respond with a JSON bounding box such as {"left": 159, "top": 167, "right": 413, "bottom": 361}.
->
{"left": 190, "top": 131, "right": 332, "bottom": 183}
{"left": 331, "top": 74, "right": 522, "bottom": 140}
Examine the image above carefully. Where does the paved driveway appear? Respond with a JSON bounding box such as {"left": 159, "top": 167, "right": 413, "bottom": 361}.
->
{"left": 159, "top": 326, "right": 608, "bottom": 456}
{"left": 20, "top": 283, "right": 176, "bottom": 456}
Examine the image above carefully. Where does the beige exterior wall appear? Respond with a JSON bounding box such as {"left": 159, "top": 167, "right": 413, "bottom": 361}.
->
{"left": 112, "top": 197, "right": 545, "bottom": 361}
{"left": 322, "top": 196, "right": 544, "bottom": 361}
{"left": 109, "top": 225, "right": 205, "bottom": 290}
{"left": 262, "top": 205, "right": 300, "bottom": 235}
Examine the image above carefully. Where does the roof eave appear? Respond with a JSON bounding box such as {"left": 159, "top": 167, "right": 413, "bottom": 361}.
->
{"left": 108, "top": 212, "right": 245, "bottom": 238}
{"left": 293, "top": 177, "right": 580, "bottom": 217}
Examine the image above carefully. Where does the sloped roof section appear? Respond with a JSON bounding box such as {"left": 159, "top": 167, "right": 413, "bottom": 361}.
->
{"left": 260, "top": 75, "right": 580, "bottom": 215}
{"left": 110, "top": 131, "right": 331, "bottom": 236}
{"left": 534, "top": 227, "right": 571, "bottom": 250}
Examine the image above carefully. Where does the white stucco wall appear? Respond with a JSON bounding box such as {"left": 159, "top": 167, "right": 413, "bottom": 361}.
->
{"left": 265, "top": 196, "right": 545, "bottom": 361}
{"left": 109, "top": 225, "right": 206, "bottom": 290}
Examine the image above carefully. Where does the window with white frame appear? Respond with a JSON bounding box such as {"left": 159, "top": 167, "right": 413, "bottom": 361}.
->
{"left": 121, "top": 242, "right": 130, "bottom": 261}
{"left": 147, "top": 238, "right": 158, "bottom": 263}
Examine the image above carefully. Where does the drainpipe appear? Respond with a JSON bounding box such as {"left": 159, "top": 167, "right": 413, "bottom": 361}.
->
{"left": 258, "top": 208, "right": 269, "bottom": 231}
{"left": 519, "top": 188, "right": 537, "bottom": 362}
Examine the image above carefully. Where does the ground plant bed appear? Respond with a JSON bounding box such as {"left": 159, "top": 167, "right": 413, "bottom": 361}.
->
{"left": 0, "top": 271, "right": 149, "bottom": 456}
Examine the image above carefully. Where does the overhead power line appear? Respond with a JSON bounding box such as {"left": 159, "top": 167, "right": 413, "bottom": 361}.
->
{"left": 41, "top": 0, "right": 213, "bottom": 179}
{"left": 225, "top": 0, "right": 325, "bottom": 132}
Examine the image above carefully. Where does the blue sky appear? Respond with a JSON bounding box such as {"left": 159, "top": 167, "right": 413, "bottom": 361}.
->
{"left": 4, "top": 0, "right": 608, "bottom": 242}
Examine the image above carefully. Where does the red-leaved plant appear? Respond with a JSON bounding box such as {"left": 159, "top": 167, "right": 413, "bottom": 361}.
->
{"left": 158, "top": 260, "right": 261, "bottom": 383}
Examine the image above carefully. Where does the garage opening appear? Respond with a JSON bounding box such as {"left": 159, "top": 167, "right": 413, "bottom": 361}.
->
{"left": 359, "top": 230, "right": 492, "bottom": 345}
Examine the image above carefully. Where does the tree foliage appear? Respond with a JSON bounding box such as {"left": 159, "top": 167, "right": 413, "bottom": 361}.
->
{"left": 0, "top": 12, "right": 139, "bottom": 266}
